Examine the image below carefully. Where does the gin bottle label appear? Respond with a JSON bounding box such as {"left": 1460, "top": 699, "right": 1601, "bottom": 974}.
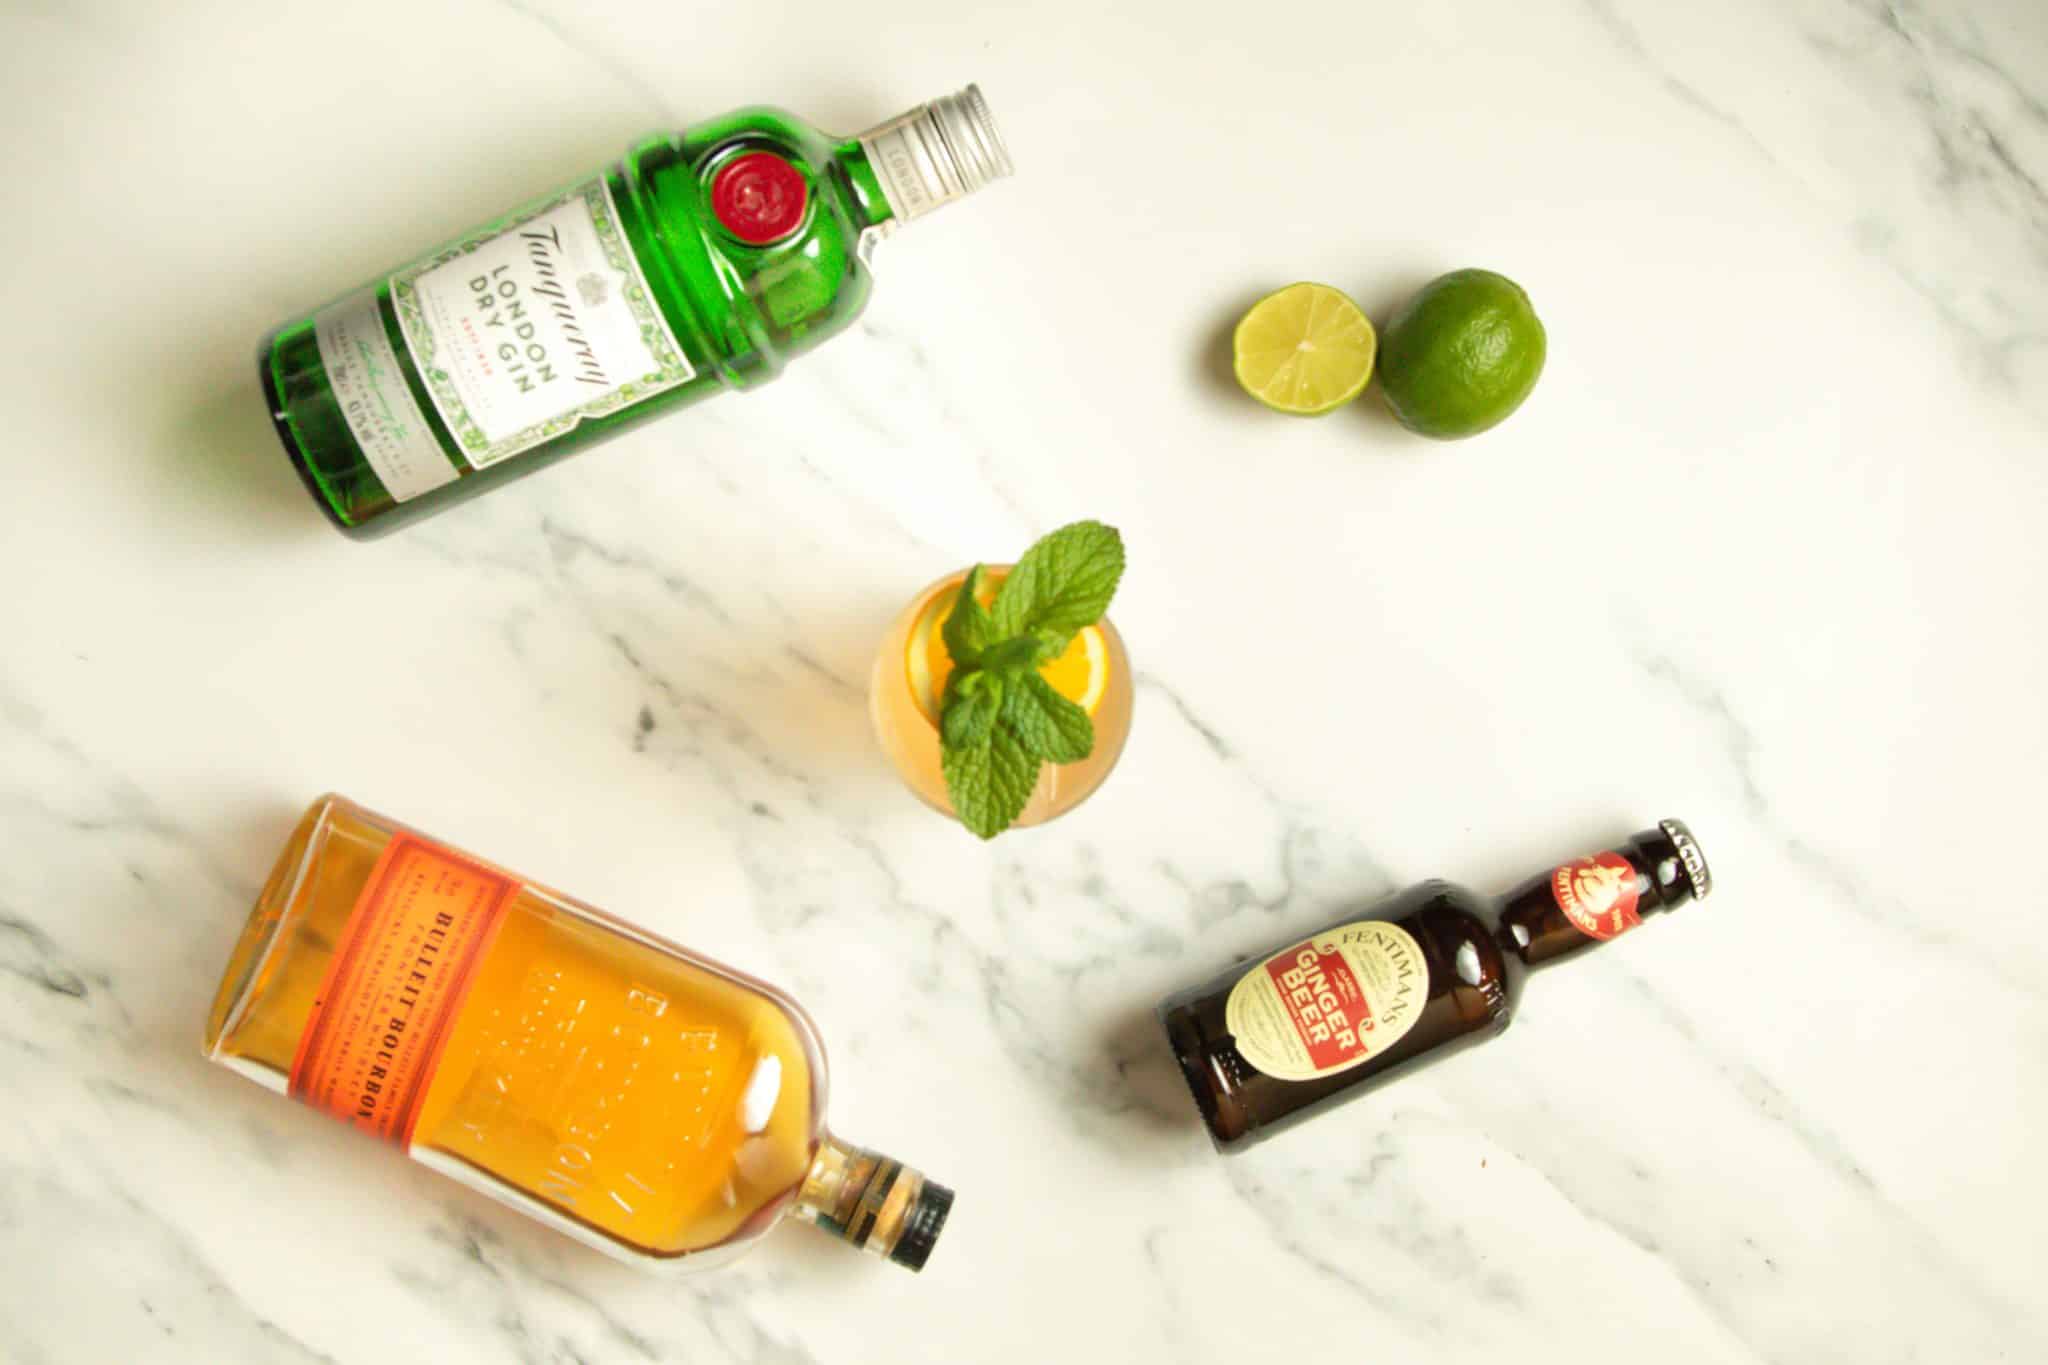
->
{"left": 312, "top": 298, "right": 454, "bottom": 501}
{"left": 314, "top": 179, "right": 694, "bottom": 501}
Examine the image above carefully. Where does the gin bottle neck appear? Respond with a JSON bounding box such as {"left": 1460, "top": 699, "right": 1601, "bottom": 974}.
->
{"left": 855, "top": 84, "right": 1014, "bottom": 227}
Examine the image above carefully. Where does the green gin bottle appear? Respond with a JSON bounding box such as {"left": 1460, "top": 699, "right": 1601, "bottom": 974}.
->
{"left": 261, "top": 86, "right": 1012, "bottom": 538}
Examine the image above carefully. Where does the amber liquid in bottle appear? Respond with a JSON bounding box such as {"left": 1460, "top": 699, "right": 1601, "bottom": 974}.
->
{"left": 205, "top": 796, "right": 951, "bottom": 1271}
{"left": 1159, "top": 820, "right": 1712, "bottom": 1152}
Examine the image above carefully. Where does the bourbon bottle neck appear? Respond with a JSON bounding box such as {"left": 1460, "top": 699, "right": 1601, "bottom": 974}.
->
{"left": 790, "top": 1134, "right": 954, "bottom": 1272}
{"left": 1497, "top": 819, "right": 1713, "bottom": 971}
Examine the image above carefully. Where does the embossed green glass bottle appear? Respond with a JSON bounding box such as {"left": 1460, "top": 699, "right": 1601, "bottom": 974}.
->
{"left": 261, "top": 86, "right": 1012, "bottom": 538}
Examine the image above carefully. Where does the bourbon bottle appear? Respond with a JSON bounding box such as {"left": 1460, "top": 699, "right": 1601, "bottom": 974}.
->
{"left": 1158, "top": 819, "right": 1712, "bottom": 1152}
{"left": 205, "top": 795, "right": 952, "bottom": 1272}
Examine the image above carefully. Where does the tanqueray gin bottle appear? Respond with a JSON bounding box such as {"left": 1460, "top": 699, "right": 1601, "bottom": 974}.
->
{"left": 261, "top": 86, "right": 1012, "bottom": 537}
{"left": 205, "top": 796, "right": 953, "bottom": 1273}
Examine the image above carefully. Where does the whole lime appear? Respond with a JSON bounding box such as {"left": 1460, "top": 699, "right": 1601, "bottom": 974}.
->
{"left": 1377, "top": 269, "right": 1545, "bottom": 439}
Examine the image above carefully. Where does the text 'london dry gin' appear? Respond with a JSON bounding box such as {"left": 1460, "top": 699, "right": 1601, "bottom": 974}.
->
{"left": 1159, "top": 820, "right": 1713, "bottom": 1151}
{"left": 206, "top": 796, "right": 953, "bottom": 1273}
{"left": 260, "top": 86, "right": 1012, "bottom": 538}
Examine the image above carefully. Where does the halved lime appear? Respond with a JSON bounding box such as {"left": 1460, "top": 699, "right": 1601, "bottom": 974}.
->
{"left": 1232, "top": 283, "right": 1377, "bottom": 416}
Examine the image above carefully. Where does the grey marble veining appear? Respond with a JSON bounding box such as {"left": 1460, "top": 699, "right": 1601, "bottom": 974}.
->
{"left": 2, "top": 0, "right": 2045, "bottom": 1361}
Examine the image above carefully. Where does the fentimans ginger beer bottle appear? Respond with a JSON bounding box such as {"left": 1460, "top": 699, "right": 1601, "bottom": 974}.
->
{"left": 1159, "top": 820, "right": 1713, "bottom": 1152}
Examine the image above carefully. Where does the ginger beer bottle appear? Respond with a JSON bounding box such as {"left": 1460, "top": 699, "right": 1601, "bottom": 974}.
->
{"left": 1159, "top": 820, "right": 1713, "bottom": 1152}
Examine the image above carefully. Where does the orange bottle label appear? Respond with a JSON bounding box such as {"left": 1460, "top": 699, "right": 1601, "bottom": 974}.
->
{"left": 288, "top": 833, "right": 517, "bottom": 1146}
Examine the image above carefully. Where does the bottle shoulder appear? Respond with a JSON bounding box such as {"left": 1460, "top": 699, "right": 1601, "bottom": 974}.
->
{"left": 678, "top": 106, "right": 834, "bottom": 153}
{"left": 1400, "top": 884, "right": 1518, "bottom": 1030}
{"left": 1289, "top": 880, "right": 1515, "bottom": 1029}
{"left": 1346, "top": 878, "right": 1497, "bottom": 938}
{"left": 619, "top": 129, "right": 873, "bottom": 379}
{"left": 1412, "top": 877, "right": 1494, "bottom": 915}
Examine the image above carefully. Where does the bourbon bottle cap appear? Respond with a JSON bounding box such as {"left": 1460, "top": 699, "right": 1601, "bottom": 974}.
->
{"left": 888, "top": 1180, "right": 955, "bottom": 1271}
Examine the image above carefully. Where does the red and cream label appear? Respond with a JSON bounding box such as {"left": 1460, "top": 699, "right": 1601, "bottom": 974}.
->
{"left": 1551, "top": 852, "right": 1643, "bottom": 940}
{"left": 1224, "top": 921, "right": 1428, "bottom": 1082}
{"left": 288, "top": 835, "right": 517, "bottom": 1146}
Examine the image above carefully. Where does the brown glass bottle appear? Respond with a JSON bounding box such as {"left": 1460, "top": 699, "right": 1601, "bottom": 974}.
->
{"left": 1159, "top": 819, "right": 1712, "bottom": 1152}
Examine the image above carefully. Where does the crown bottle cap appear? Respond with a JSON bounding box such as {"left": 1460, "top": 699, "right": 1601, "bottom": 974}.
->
{"left": 1657, "top": 818, "right": 1713, "bottom": 902}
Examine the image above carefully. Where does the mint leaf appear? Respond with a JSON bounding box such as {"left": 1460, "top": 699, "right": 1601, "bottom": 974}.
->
{"left": 1004, "top": 673, "right": 1095, "bottom": 764}
{"left": 990, "top": 521, "right": 1125, "bottom": 647}
{"left": 942, "top": 710, "right": 1041, "bottom": 839}
{"left": 977, "top": 636, "right": 1044, "bottom": 676}
{"left": 941, "top": 564, "right": 995, "bottom": 667}
{"left": 941, "top": 670, "right": 1001, "bottom": 749}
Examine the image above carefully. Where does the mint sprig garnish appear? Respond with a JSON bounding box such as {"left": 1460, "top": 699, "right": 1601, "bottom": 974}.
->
{"left": 939, "top": 521, "right": 1125, "bottom": 839}
{"left": 941, "top": 564, "right": 996, "bottom": 663}
{"left": 1004, "top": 674, "right": 1094, "bottom": 764}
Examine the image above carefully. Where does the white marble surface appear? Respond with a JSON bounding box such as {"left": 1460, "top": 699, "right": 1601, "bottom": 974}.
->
{"left": 3, "top": 0, "right": 2044, "bottom": 1360}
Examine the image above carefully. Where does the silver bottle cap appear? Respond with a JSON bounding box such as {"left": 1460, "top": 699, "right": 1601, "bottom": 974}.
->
{"left": 858, "top": 84, "right": 1015, "bottom": 223}
{"left": 1658, "top": 818, "right": 1713, "bottom": 902}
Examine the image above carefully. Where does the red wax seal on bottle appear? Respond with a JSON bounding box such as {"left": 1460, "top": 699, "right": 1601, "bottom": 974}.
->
{"left": 710, "top": 151, "right": 809, "bottom": 245}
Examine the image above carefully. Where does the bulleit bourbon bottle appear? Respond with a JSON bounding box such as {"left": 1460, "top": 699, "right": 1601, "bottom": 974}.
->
{"left": 205, "top": 795, "right": 952, "bottom": 1272}
{"left": 1159, "top": 819, "right": 1712, "bottom": 1152}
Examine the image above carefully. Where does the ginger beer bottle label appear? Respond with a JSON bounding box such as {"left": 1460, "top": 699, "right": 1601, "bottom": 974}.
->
{"left": 1225, "top": 921, "right": 1427, "bottom": 1081}
{"left": 288, "top": 835, "right": 517, "bottom": 1145}
{"left": 315, "top": 179, "right": 695, "bottom": 500}
{"left": 1550, "top": 851, "right": 1643, "bottom": 940}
